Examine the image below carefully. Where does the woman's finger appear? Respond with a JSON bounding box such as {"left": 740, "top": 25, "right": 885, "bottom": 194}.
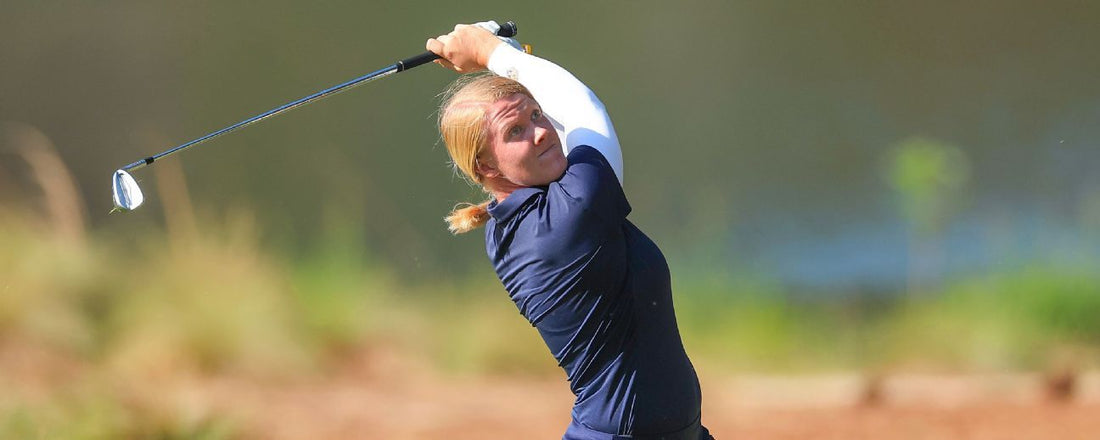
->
{"left": 434, "top": 58, "right": 456, "bottom": 71}
{"left": 425, "top": 37, "right": 442, "bottom": 54}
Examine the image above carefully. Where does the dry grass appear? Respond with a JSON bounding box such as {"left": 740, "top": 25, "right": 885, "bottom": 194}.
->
{"left": 3, "top": 125, "right": 1100, "bottom": 438}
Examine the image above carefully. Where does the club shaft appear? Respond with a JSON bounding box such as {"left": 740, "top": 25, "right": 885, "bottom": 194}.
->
{"left": 119, "top": 20, "right": 518, "bottom": 172}
{"left": 121, "top": 63, "right": 403, "bottom": 171}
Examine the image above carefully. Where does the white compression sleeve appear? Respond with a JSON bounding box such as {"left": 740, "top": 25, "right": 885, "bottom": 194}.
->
{"left": 486, "top": 44, "right": 624, "bottom": 184}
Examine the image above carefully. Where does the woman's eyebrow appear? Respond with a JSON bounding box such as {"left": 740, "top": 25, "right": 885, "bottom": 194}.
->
{"left": 489, "top": 104, "right": 528, "bottom": 131}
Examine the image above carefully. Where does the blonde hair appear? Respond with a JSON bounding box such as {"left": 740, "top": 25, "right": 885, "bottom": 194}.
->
{"left": 438, "top": 73, "right": 533, "bottom": 234}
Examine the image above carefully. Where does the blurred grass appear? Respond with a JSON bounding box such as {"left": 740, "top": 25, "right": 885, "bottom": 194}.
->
{"left": 1, "top": 382, "right": 235, "bottom": 440}
{"left": 675, "top": 265, "right": 1100, "bottom": 373}
{"left": 2, "top": 210, "right": 1099, "bottom": 437}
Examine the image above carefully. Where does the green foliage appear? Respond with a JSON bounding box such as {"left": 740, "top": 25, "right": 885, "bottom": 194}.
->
{"left": 290, "top": 245, "right": 387, "bottom": 355}
{"left": 407, "top": 288, "right": 556, "bottom": 376}
{"left": 999, "top": 268, "right": 1100, "bottom": 345}
{"left": 676, "top": 277, "right": 883, "bottom": 372}
{"left": 2, "top": 210, "right": 1100, "bottom": 434}
{"left": 671, "top": 263, "right": 1100, "bottom": 373}
{"left": 885, "top": 137, "right": 970, "bottom": 236}
{"left": 874, "top": 267, "right": 1100, "bottom": 371}
{"left": 0, "top": 381, "right": 236, "bottom": 440}
{"left": 6, "top": 211, "right": 1100, "bottom": 378}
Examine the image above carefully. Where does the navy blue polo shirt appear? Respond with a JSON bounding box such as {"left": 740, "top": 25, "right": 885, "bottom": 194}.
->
{"left": 485, "top": 146, "right": 702, "bottom": 436}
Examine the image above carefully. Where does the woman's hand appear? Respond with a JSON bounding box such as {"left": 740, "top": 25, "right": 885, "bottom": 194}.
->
{"left": 426, "top": 24, "right": 504, "bottom": 73}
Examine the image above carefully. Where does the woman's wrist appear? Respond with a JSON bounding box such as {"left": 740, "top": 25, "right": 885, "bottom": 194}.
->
{"left": 474, "top": 31, "right": 504, "bottom": 69}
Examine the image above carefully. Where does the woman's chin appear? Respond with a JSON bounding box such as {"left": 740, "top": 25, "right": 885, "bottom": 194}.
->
{"left": 547, "top": 155, "right": 568, "bottom": 180}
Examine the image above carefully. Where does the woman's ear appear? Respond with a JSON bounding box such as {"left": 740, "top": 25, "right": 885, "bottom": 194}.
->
{"left": 476, "top": 156, "right": 500, "bottom": 179}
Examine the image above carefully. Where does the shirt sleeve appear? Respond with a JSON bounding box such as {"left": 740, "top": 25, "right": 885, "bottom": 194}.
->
{"left": 486, "top": 44, "right": 624, "bottom": 185}
{"left": 551, "top": 146, "right": 631, "bottom": 231}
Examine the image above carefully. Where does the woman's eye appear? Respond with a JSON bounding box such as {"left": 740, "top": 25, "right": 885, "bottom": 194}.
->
{"left": 509, "top": 125, "right": 523, "bottom": 138}
{"left": 531, "top": 109, "right": 542, "bottom": 120}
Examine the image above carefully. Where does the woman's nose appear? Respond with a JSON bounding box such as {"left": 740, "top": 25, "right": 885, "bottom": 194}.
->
{"left": 533, "top": 125, "right": 548, "bottom": 145}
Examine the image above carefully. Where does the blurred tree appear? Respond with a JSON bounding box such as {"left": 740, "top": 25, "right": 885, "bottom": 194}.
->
{"left": 885, "top": 137, "right": 970, "bottom": 294}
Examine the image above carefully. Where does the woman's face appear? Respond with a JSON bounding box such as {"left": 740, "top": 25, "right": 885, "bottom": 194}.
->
{"left": 478, "top": 93, "right": 566, "bottom": 189}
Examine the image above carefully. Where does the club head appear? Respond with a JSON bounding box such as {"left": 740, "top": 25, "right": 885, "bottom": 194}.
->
{"left": 112, "top": 169, "right": 144, "bottom": 211}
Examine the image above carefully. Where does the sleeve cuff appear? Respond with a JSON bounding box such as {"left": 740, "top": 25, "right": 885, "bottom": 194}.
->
{"left": 486, "top": 43, "right": 526, "bottom": 80}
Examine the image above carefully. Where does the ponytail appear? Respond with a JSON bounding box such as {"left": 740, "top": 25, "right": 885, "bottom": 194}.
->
{"left": 438, "top": 74, "right": 531, "bottom": 235}
{"left": 445, "top": 201, "right": 492, "bottom": 234}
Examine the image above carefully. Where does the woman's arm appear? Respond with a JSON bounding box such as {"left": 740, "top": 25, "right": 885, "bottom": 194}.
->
{"left": 485, "top": 44, "right": 623, "bottom": 184}
{"left": 427, "top": 25, "right": 624, "bottom": 184}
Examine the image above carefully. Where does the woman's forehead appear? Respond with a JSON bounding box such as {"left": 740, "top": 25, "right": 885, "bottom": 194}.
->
{"left": 486, "top": 94, "right": 534, "bottom": 125}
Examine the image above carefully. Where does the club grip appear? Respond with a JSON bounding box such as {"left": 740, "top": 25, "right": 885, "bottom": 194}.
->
{"left": 497, "top": 21, "right": 518, "bottom": 38}
{"left": 396, "top": 21, "right": 518, "bottom": 72}
{"left": 396, "top": 52, "right": 440, "bottom": 71}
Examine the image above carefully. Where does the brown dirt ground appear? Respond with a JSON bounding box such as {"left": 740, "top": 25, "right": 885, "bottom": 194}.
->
{"left": 5, "top": 342, "right": 1100, "bottom": 439}
{"left": 183, "top": 370, "right": 1100, "bottom": 440}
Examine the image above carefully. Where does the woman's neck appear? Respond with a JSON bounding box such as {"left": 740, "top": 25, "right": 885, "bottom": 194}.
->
{"left": 486, "top": 177, "right": 521, "bottom": 203}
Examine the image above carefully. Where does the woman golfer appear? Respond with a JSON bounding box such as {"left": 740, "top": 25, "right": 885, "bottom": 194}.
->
{"left": 427, "top": 24, "right": 712, "bottom": 440}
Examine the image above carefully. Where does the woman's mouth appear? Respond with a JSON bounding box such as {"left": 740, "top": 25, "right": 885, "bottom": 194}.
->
{"left": 538, "top": 143, "right": 557, "bottom": 158}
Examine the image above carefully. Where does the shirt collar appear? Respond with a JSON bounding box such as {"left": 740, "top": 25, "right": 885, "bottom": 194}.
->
{"left": 487, "top": 186, "right": 543, "bottom": 223}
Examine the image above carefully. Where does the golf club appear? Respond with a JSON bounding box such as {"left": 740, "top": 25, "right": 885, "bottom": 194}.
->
{"left": 111, "top": 20, "right": 519, "bottom": 212}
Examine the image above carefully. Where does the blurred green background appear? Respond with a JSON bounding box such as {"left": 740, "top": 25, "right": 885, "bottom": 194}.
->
{"left": 2, "top": 1, "right": 1099, "bottom": 437}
